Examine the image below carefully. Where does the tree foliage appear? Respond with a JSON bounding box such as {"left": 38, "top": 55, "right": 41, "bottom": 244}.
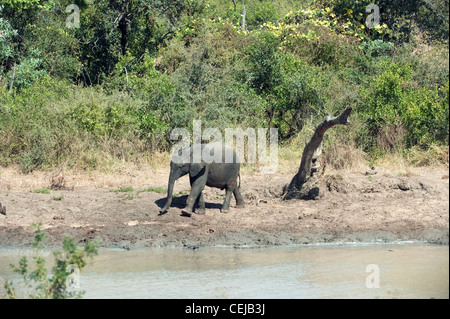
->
{"left": 0, "top": 0, "right": 448, "bottom": 171}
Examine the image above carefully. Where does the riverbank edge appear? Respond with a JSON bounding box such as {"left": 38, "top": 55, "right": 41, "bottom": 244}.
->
{"left": 0, "top": 227, "right": 448, "bottom": 250}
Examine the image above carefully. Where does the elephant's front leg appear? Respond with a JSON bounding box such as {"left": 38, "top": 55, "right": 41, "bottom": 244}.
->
{"left": 196, "top": 193, "right": 206, "bottom": 215}
{"left": 182, "top": 176, "right": 207, "bottom": 217}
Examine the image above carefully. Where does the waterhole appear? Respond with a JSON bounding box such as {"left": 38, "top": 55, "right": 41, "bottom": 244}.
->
{"left": 1, "top": 243, "right": 448, "bottom": 299}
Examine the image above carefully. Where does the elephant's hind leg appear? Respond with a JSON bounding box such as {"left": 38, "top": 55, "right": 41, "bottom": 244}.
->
{"left": 233, "top": 187, "right": 245, "bottom": 208}
{"left": 220, "top": 187, "right": 234, "bottom": 214}
{"left": 195, "top": 192, "right": 206, "bottom": 215}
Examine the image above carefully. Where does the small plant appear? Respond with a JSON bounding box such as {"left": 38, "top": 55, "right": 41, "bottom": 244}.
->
{"left": 32, "top": 189, "right": 50, "bottom": 194}
{"left": 140, "top": 187, "right": 168, "bottom": 194}
{"left": 111, "top": 186, "right": 134, "bottom": 193}
{"left": 52, "top": 195, "right": 64, "bottom": 201}
{"left": 1, "top": 223, "right": 99, "bottom": 299}
{"left": 119, "top": 194, "right": 134, "bottom": 200}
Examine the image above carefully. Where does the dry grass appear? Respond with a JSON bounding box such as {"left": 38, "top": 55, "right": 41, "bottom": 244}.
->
{"left": 374, "top": 145, "right": 449, "bottom": 177}
{"left": 0, "top": 144, "right": 448, "bottom": 192}
{"left": 0, "top": 151, "right": 172, "bottom": 191}
{"left": 0, "top": 165, "right": 169, "bottom": 191}
{"left": 405, "top": 145, "right": 449, "bottom": 167}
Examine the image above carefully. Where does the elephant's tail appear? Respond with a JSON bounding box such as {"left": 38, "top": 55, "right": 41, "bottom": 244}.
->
{"left": 238, "top": 173, "right": 241, "bottom": 188}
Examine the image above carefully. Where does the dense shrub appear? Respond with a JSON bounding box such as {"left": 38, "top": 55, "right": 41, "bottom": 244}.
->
{"left": 0, "top": 0, "right": 448, "bottom": 171}
{"left": 359, "top": 61, "right": 449, "bottom": 153}
{"left": 0, "top": 78, "right": 147, "bottom": 172}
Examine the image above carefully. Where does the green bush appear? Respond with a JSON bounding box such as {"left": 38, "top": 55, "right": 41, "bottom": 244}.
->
{"left": 245, "top": 31, "right": 282, "bottom": 95}
{"left": 0, "top": 5, "right": 17, "bottom": 66}
{"left": 0, "top": 0, "right": 448, "bottom": 171}
{"left": 7, "top": 52, "right": 48, "bottom": 92}
{"left": 246, "top": 0, "right": 280, "bottom": 29}
{"left": 402, "top": 84, "right": 449, "bottom": 147}
{"left": 360, "top": 39, "right": 394, "bottom": 58}
{"left": 2, "top": 223, "right": 98, "bottom": 299}
{"left": 395, "top": 39, "right": 449, "bottom": 90}
{"left": 244, "top": 32, "right": 325, "bottom": 138}
{"left": 359, "top": 61, "right": 449, "bottom": 153}
{"left": 104, "top": 51, "right": 174, "bottom": 149}
{"left": 19, "top": 127, "right": 53, "bottom": 173}
{"left": 0, "top": 78, "right": 147, "bottom": 172}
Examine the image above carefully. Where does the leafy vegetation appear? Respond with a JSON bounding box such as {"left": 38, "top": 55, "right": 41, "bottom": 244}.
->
{"left": 111, "top": 186, "right": 134, "bottom": 193}
{"left": 1, "top": 223, "right": 98, "bottom": 299}
{"left": 140, "top": 186, "right": 168, "bottom": 194}
{"left": 0, "top": 0, "right": 448, "bottom": 172}
{"left": 32, "top": 188, "right": 51, "bottom": 194}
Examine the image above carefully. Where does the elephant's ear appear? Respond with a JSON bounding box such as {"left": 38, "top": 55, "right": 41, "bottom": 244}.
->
{"left": 190, "top": 161, "right": 206, "bottom": 177}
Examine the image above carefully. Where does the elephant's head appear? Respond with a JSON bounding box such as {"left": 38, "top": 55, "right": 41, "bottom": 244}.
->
{"left": 159, "top": 145, "right": 206, "bottom": 214}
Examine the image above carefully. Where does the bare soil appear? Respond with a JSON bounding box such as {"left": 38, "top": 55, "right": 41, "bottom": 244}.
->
{"left": 0, "top": 166, "right": 448, "bottom": 248}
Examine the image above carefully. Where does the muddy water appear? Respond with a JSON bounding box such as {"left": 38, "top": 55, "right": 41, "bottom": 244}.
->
{"left": 1, "top": 243, "right": 448, "bottom": 299}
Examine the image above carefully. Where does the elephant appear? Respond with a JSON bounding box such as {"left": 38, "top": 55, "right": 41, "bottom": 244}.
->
{"left": 159, "top": 142, "right": 245, "bottom": 217}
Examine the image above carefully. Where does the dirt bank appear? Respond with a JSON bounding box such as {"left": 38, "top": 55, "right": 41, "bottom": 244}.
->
{"left": 0, "top": 167, "right": 448, "bottom": 248}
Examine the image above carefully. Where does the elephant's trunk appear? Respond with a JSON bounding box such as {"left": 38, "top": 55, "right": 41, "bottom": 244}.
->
{"left": 160, "top": 168, "right": 176, "bottom": 213}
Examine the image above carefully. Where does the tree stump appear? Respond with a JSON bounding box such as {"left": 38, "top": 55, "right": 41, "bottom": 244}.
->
{"left": 283, "top": 107, "right": 353, "bottom": 200}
